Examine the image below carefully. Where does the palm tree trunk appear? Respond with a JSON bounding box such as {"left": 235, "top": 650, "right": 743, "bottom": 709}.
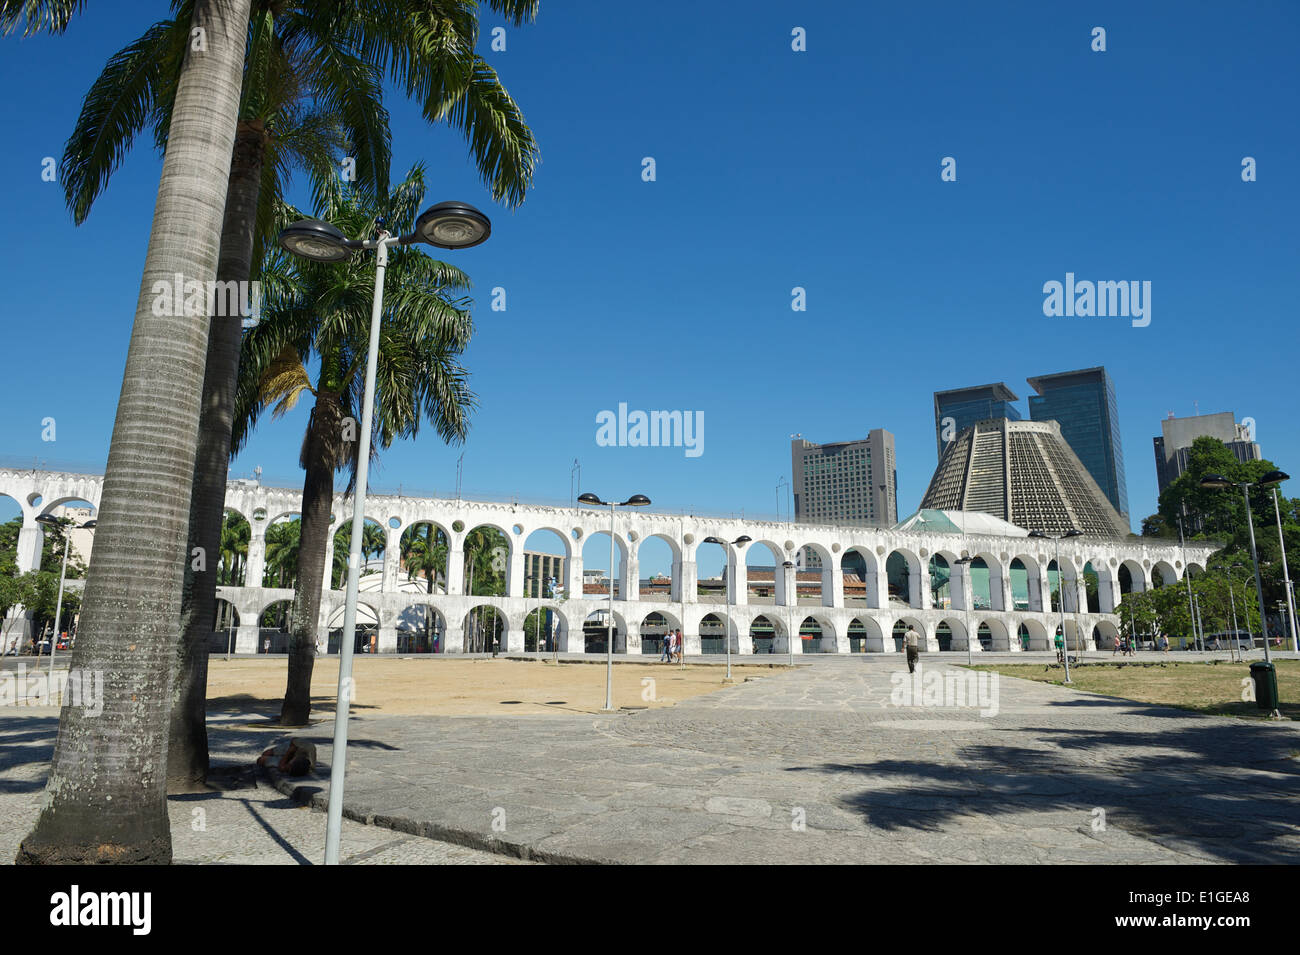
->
{"left": 168, "top": 119, "right": 268, "bottom": 793}
{"left": 18, "top": 0, "right": 251, "bottom": 864}
{"left": 280, "top": 396, "right": 340, "bottom": 725}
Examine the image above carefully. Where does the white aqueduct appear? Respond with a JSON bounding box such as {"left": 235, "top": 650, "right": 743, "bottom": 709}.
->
{"left": 1, "top": 468, "right": 1217, "bottom": 656}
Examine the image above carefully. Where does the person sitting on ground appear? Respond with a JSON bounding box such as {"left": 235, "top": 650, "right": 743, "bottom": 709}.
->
{"left": 257, "top": 738, "right": 317, "bottom": 777}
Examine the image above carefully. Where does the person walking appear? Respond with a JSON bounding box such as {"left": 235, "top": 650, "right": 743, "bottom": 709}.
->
{"left": 1112, "top": 634, "right": 1121, "bottom": 656}
{"left": 904, "top": 625, "right": 920, "bottom": 673}
{"left": 660, "top": 629, "right": 671, "bottom": 663}
{"left": 1054, "top": 630, "right": 1065, "bottom": 663}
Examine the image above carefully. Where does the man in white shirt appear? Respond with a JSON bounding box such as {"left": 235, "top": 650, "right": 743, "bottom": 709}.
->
{"left": 904, "top": 626, "right": 920, "bottom": 673}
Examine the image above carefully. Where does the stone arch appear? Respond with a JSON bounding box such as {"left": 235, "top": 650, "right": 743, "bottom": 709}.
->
{"left": 1118, "top": 559, "right": 1147, "bottom": 595}
{"left": 1017, "top": 618, "right": 1050, "bottom": 651}
{"left": 886, "top": 547, "right": 924, "bottom": 609}
{"left": 1047, "top": 553, "right": 1081, "bottom": 613}
{"left": 793, "top": 541, "right": 835, "bottom": 607}
{"left": 748, "top": 613, "right": 785, "bottom": 654}
{"left": 848, "top": 615, "right": 883, "bottom": 653}
{"left": 462, "top": 602, "right": 507, "bottom": 653}
{"left": 970, "top": 551, "right": 1005, "bottom": 611}
{"left": 978, "top": 617, "right": 1012, "bottom": 652}
{"left": 583, "top": 527, "right": 630, "bottom": 601}
{"left": 327, "top": 598, "right": 382, "bottom": 654}
{"left": 462, "top": 521, "right": 514, "bottom": 597}
{"left": 1152, "top": 560, "right": 1179, "bottom": 589}
{"left": 636, "top": 532, "right": 680, "bottom": 602}
{"left": 639, "top": 610, "right": 676, "bottom": 655}
{"left": 891, "top": 616, "right": 927, "bottom": 653}
{"left": 935, "top": 617, "right": 969, "bottom": 651}
{"left": 698, "top": 611, "right": 731, "bottom": 654}
{"left": 1093, "top": 619, "right": 1120, "bottom": 650}
{"left": 841, "top": 545, "right": 881, "bottom": 609}
{"left": 581, "top": 607, "right": 627, "bottom": 653}
{"left": 1008, "top": 553, "right": 1043, "bottom": 612}
{"left": 928, "top": 550, "right": 960, "bottom": 610}
{"left": 521, "top": 603, "right": 569, "bottom": 653}
{"left": 394, "top": 599, "right": 447, "bottom": 653}
{"left": 743, "top": 539, "right": 788, "bottom": 607}
{"left": 798, "top": 612, "right": 838, "bottom": 653}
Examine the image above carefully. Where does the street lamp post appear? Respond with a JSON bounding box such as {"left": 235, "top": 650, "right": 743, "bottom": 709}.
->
{"left": 34, "top": 515, "right": 96, "bottom": 688}
{"left": 1030, "top": 528, "right": 1083, "bottom": 682}
{"left": 1200, "top": 471, "right": 1288, "bottom": 667}
{"left": 577, "top": 492, "right": 651, "bottom": 710}
{"left": 704, "top": 535, "right": 751, "bottom": 683}
{"left": 279, "top": 198, "right": 492, "bottom": 865}
{"left": 1271, "top": 487, "right": 1298, "bottom": 653}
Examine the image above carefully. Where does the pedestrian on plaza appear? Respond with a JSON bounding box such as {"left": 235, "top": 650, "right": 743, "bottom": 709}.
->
{"left": 660, "top": 630, "right": 671, "bottom": 663}
{"left": 1054, "top": 630, "right": 1065, "bottom": 663}
{"left": 674, "top": 628, "right": 684, "bottom": 663}
{"left": 1160, "top": 633, "right": 1169, "bottom": 653}
{"left": 1112, "top": 634, "right": 1120, "bottom": 656}
{"left": 904, "top": 625, "right": 920, "bottom": 673}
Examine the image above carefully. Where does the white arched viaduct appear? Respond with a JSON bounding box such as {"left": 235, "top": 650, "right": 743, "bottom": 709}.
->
{"left": 0, "top": 468, "right": 1219, "bottom": 655}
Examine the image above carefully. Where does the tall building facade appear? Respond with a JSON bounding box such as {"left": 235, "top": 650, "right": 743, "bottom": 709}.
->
{"left": 791, "top": 431, "right": 897, "bottom": 527}
{"left": 920, "top": 418, "right": 1130, "bottom": 538}
{"left": 1026, "top": 367, "right": 1129, "bottom": 524}
{"left": 1153, "top": 412, "right": 1261, "bottom": 494}
{"left": 933, "top": 382, "right": 1021, "bottom": 459}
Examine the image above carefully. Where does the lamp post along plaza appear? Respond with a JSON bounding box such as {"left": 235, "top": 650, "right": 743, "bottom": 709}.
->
{"left": 278, "top": 199, "right": 492, "bottom": 865}
{"left": 705, "top": 535, "right": 751, "bottom": 682}
{"left": 1200, "top": 471, "right": 1289, "bottom": 667}
{"left": 1271, "top": 487, "right": 1298, "bottom": 652}
{"left": 577, "top": 493, "right": 651, "bottom": 710}
{"left": 1030, "top": 528, "right": 1083, "bottom": 682}
{"left": 34, "top": 515, "right": 96, "bottom": 687}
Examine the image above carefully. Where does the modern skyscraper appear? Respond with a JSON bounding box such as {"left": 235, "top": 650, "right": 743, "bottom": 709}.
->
{"left": 933, "top": 383, "right": 1021, "bottom": 460}
{"left": 920, "top": 419, "right": 1130, "bottom": 538}
{"left": 791, "top": 431, "right": 897, "bottom": 527}
{"left": 1026, "top": 367, "right": 1129, "bottom": 524}
{"left": 1153, "top": 411, "right": 1261, "bottom": 494}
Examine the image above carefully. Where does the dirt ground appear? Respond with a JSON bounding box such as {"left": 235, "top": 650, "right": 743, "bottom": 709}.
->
{"left": 206, "top": 657, "right": 788, "bottom": 719}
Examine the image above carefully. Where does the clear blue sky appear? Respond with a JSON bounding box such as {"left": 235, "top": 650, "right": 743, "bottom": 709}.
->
{"left": 1, "top": 0, "right": 1296, "bottom": 567}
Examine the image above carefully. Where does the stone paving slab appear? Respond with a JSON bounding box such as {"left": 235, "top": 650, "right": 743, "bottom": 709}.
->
{"left": 0, "top": 711, "right": 523, "bottom": 865}
{"left": 262, "top": 659, "right": 1300, "bottom": 864}
{"left": 4, "top": 657, "right": 1298, "bottom": 865}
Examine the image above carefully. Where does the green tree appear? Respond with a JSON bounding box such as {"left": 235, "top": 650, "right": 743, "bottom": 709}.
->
{"left": 263, "top": 519, "right": 302, "bottom": 588}
{"left": 233, "top": 166, "right": 477, "bottom": 724}
{"left": 218, "top": 510, "right": 251, "bottom": 586}
{"left": 15, "top": 0, "right": 253, "bottom": 865}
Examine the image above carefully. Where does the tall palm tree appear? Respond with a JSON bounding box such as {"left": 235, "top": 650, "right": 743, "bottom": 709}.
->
{"left": 56, "top": 0, "right": 539, "bottom": 790}
{"left": 233, "top": 165, "right": 477, "bottom": 724}
{"left": 16, "top": 0, "right": 252, "bottom": 864}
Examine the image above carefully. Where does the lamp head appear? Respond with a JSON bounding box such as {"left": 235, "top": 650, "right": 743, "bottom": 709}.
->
{"left": 34, "top": 514, "right": 58, "bottom": 527}
{"left": 1199, "top": 474, "right": 1232, "bottom": 489}
{"left": 413, "top": 201, "right": 491, "bottom": 249}
{"left": 622, "top": 494, "right": 652, "bottom": 507}
{"left": 576, "top": 493, "right": 604, "bottom": 507}
{"left": 1260, "top": 469, "right": 1289, "bottom": 486}
{"left": 278, "top": 218, "right": 352, "bottom": 262}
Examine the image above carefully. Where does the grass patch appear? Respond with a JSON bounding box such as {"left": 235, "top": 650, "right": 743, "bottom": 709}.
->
{"left": 966, "top": 658, "right": 1300, "bottom": 721}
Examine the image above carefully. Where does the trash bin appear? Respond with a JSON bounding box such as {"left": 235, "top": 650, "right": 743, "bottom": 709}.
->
{"left": 1249, "top": 662, "right": 1279, "bottom": 711}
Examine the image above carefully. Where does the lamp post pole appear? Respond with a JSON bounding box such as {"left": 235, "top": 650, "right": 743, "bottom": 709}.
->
{"left": 35, "top": 516, "right": 96, "bottom": 688}
{"left": 277, "top": 196, "right": 493, "bottom": 865}
{"left": 705, "top": 535, "right": 751, "bottom": 683}
{"left": 1271, "top": 487, "right": 1297, "bottom": 653}
{"left": 577, "top": 492, "right": 650, "bottom": 711}
{"left": 1031, "top": 528, "right": 1082, "bottom": 682}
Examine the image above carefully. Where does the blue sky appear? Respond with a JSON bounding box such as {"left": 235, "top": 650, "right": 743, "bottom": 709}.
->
{"left": 1, "top": 0, "right": 1296, "bottom": 574}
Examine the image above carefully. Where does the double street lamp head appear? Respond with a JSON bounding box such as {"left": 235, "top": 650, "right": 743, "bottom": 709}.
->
{"left": 1200, "top": 470, "right": 1289, "bottom": 490}
{"left": 705, "top": 535, "right": 752, "bottom": 547}
{"left": 278, "top": 201, "right": 492, "bottom": 262}
{"left": 577, "top": 493, "right": 651, "bottom": 508}
{"left": 1028, "top": 528, "right": 1083, "bottom": 541}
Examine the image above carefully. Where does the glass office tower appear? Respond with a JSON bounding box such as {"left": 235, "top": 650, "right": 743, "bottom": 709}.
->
{"left": 933, "top": 383, "right": 1021, "bottom": 459}
{"left": 1026, "top": 367, "right": 1130, "bottom": 524}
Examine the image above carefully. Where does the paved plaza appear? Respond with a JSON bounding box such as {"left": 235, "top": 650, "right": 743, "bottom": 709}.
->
{"left": 3, "top": 656, "right": 1298, "bottom": 864}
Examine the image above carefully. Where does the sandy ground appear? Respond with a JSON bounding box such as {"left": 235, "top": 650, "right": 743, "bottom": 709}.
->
{"left": 205, "top": 657, "right": 787, "bottom": 718}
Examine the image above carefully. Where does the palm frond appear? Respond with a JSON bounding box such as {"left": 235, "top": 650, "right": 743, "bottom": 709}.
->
{"left": 1, "top": 0, "right": 87, "bottom": 35}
